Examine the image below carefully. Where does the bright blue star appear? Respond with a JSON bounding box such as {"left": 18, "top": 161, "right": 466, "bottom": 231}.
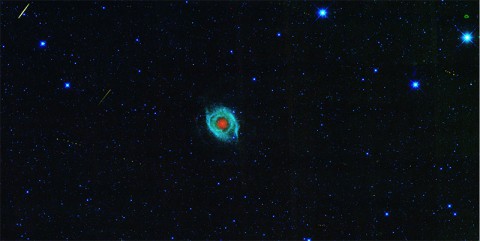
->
{"left": 102, "top": 6, "right": 106, "bottom": 10}
{"left": 365, "top": 152, "right": 369, "bottom": 156}
{"left": 373, "top": 68, "right": 378, "bottom": 73}
{"left": 317, "top": 8, "right": 327, "bottom": 19}
{"left": 229, "top": 49, "right": 233, "bottom": 54}
{"left": 307, "top": 238, "right": 312, "bottom": 241}
{"left": 410, "top": 80, "right": 420, "bottom": 90}
{"left": 384, "top": 212, "right": 389, "bottom": 217}
{"left": 453, "top": 212, "right": 457, "bottom": 216}
{"left": 447, "top": 204, "right": 452, "bottom": 208}
{"left": 39, "top": 41, "right": 47, "bottom": 48}
{"left": 461, "top": 32, "right": 473, "bottom": 43}
{"left": 277, "top": 32, "right": 281, "bottom": 37}
{"left": 64, "top": 82, "right": 70, "bottom": 89}
{"left": 252, "top": 77, "right": 257, "bottom": 82}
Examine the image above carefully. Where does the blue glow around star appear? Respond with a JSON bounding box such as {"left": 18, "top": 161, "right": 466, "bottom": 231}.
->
{"left": 252, "top": 77, "right": 257, "bottom": 82}
{"left": 317, "top": 8, "right": 327, "bottom": 18}
{"left": 39, "top": 41, "right": 47, "bottom": 48}
{"left": 384, "top": 212, "right": 389, "bottom": 217}
{"left": 447, "top": 204, "right": 452, "bottom": 208}
{"left": 453, "top": 212, "right": 457, "bottom": 216}
{"left": 410, "top": 80, "right": 420, "bottom": 90}
{"left": 276, "top": 32, "right": 281, "bottom": 37}
{"left": 461, "top": 32, "right": 473, "bottom": 43}
{"left": 373, "top": 68, "right": 379, "bottom": 73}
{"left": 64, "top": 82, "right": 71, "bottom": 89}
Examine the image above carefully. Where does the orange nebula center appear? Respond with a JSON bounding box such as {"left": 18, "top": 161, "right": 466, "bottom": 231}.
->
{"left": 216, "top": 117, "right": 229, "bottom": 130}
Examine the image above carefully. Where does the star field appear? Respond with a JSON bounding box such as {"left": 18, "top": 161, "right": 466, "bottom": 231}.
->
{"left": 1, "top": 1, "right": 479, "bottom": 240}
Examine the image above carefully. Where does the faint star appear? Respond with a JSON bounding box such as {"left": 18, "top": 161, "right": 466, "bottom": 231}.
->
{"left": 276, "top": 32, "right": 281, "bottom": 37}
{"left": 385, "top": 211, "right": 389, "bottom": 217}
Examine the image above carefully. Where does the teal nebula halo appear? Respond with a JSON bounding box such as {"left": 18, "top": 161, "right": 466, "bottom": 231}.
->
{"left": 205, "top": 106, "right": 239, "bottom": 142}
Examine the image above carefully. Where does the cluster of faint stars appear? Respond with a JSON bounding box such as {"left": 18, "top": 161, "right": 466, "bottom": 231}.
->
{"left": 37, "top": 7, "right": 476, "bottom": 92}
{"left": 28, "top": 7, "right": 470, "bottom": 237}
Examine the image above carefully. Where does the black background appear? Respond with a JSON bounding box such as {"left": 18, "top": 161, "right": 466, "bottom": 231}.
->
{"left": 1, "top": 1, "right": 479, "bottom": 240}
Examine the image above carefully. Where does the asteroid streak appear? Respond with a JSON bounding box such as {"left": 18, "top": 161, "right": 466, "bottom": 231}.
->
{"left": 18, "top": 3, "right": 30, "bottom": 19}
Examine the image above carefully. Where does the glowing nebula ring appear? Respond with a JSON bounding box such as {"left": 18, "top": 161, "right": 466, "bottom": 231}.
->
{"left": 205, "top": 106, "right": 239, "bottom": 142}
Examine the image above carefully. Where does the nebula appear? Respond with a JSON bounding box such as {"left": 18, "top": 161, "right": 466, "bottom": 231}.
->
{"left": 205, "top": 106, "right": 239, "bottom": 142}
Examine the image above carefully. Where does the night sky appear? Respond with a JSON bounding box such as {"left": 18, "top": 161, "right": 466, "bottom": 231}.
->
{"left": 1, "top": 1, "right": 479, "bottom": 240}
